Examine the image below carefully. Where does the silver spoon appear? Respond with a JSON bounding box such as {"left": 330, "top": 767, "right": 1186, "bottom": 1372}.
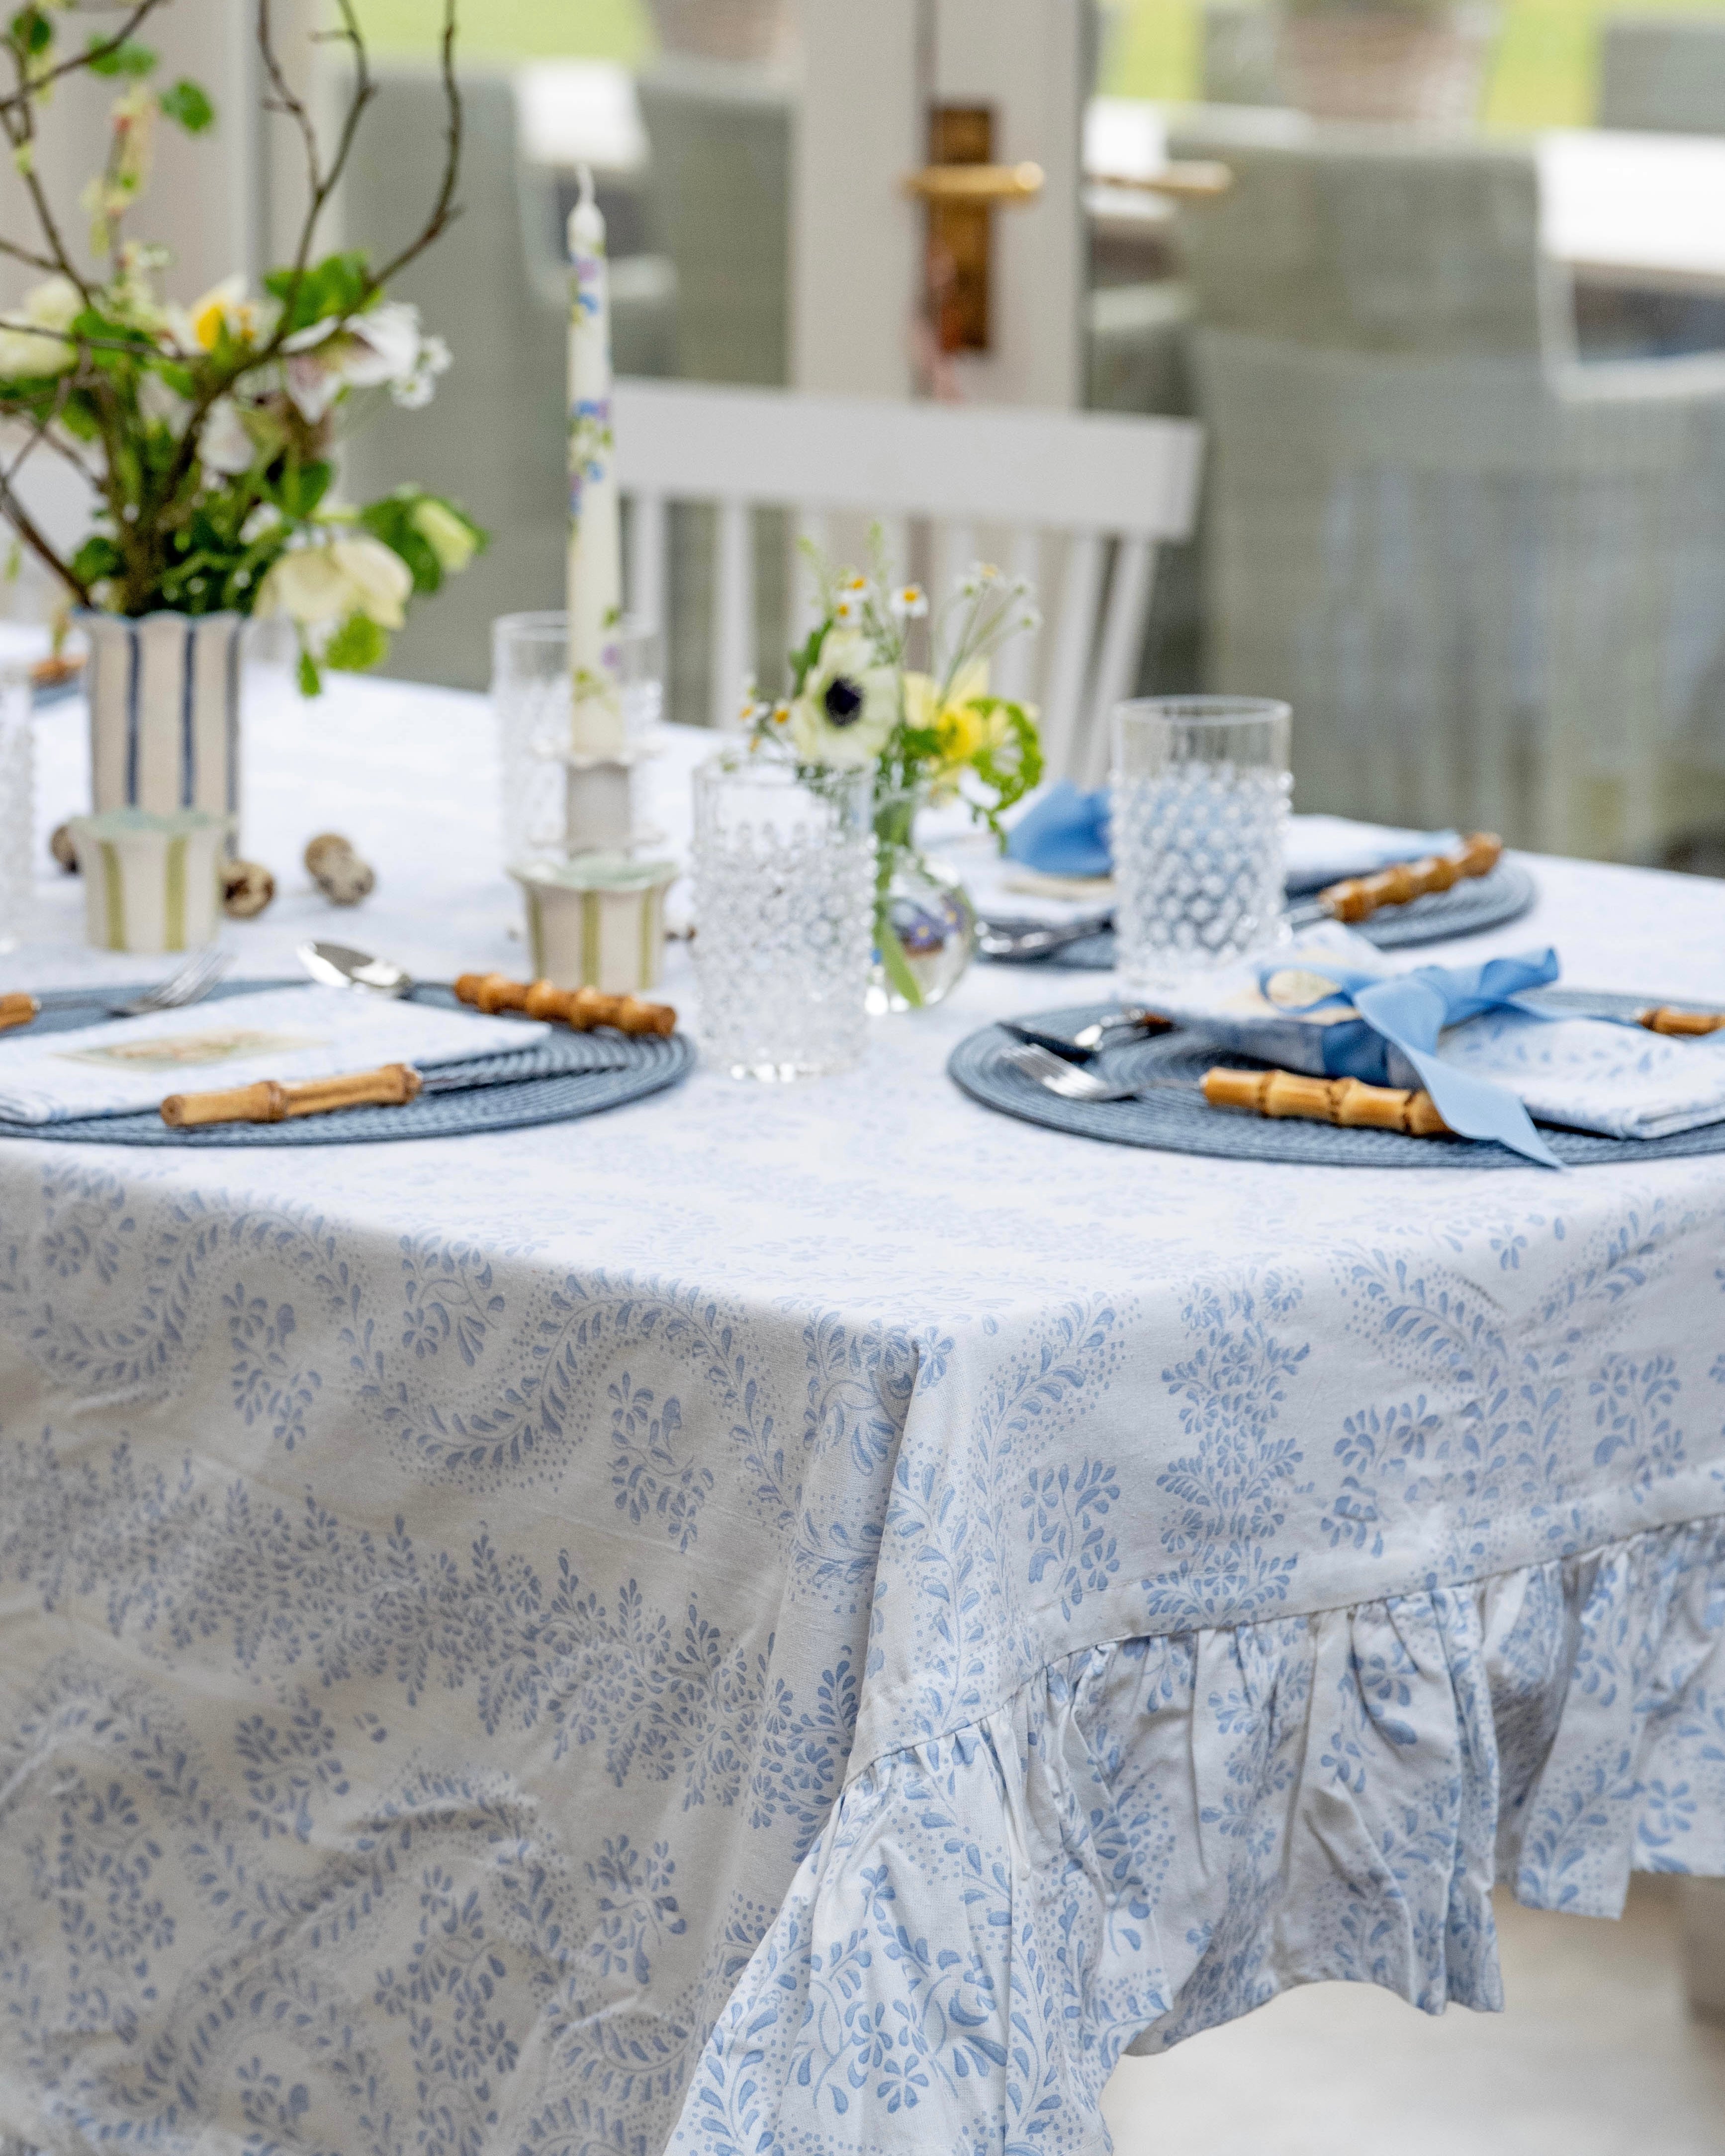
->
{"left": 298, "top": 939, "right": 418, "bottom": 997}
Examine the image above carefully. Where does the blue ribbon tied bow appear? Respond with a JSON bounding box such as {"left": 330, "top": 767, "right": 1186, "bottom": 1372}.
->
{"left": 1263, "top": 948, "right": 1565, "bottom": 1169}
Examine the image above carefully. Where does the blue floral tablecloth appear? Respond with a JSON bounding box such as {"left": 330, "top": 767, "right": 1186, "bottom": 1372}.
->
{"left": 0, "top": 673, "right": 1721, "bottom": 2156}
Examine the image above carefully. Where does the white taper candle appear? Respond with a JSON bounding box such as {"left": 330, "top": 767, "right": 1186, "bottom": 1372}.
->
{"left": 567, "top": 163, "right": 625, "bottom": 757}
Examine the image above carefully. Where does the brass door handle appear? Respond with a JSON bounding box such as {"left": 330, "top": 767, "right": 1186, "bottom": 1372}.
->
{"left": 902, "top": 160, "right": 1045, "bottom": 205}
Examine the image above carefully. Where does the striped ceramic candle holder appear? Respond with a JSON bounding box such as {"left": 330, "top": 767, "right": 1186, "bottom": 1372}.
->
{"left": 79, "top": 611, "right": 245, "bottom": 846}
{"left": 68, "top": 806, "right": 231, "bottom": 953}
{"left": 511, "top": 854, "right": 678, "bottom": 996}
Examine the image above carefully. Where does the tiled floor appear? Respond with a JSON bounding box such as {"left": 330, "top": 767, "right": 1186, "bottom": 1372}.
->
{"left": 1101, "top": 1879, "right": 1725, "bottom": 2156}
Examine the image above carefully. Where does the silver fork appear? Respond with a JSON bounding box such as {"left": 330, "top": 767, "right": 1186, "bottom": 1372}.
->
{"left": 106, "top": 947, "right": 234, "bottom": 1017}
{"left": 999, "top": 1038, "right": 1173, "bottom": 1103}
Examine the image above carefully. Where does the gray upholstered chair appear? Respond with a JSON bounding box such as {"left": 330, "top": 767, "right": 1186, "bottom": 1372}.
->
{"left": 1169, "top": 112, "right": 1725, "bottom": 861}
{"left": 1597, "top": 15, "right": 1725, "bottom": 134}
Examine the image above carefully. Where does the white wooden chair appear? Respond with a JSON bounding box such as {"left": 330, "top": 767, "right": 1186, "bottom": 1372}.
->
{"left": 610, "top": 378, "right": 1204, "bottom": 785}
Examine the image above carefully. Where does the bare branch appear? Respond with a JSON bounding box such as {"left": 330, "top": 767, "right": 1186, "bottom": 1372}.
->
{"left": 0, "top": 0, "right": 176, "bottom": 119}
{"left": 0, "top": 386, "right": 91, "bottom": 602}
{"left": 0, "top": 53, "right": 93, "bottom": 301}
{"left": 0, "top": 233, "right": 64, "bottom": 278}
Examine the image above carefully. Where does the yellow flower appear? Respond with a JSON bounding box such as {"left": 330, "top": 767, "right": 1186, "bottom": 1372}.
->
{"left": 905, "top": 658, "right": 1006, "bottom": 770}
{"left": 187, "top": 275, "right": 262, "bottom": 352}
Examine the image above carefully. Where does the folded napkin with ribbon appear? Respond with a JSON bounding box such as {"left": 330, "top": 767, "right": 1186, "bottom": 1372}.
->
{"left": 1149, "top": 941, "right": 1725, "bottom": 1167}
{"left": 0, "top": 986, "right": 546, "bottom": 1125}
{"left": 1004, "top": 781, "right": 1457, "bottom": 896}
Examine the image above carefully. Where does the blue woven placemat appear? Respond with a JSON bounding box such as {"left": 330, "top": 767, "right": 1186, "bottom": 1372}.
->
{"left": 1, "top": 978, "right": 693, "bottom": 1145}
{"left": 989, "top": 861, "right": 1539, "bottom": 969}
{"left": 949, "top": 990, "right": 1725, "bottom": 1168}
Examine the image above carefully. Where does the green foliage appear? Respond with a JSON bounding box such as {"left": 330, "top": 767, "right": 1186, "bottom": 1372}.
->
{"left": 323, "top": 611, "right": 390, "bottom": 673}
{"left": 357, "top": 488, "right": 484, "bottom": 596}
{"left": 8, "top": 7, "right": 52, "bottom": 58}
{"left": 87, "top": 36, "right": 158, "bottom": 76}
{"left": 969, "top": 699, "right": 1043, "bottom": 838}
{"left": 158, "top": 79, "right": 215, "bottom": 133}
{"left": 264, "top": 251, "right": 373, "bottom": 335}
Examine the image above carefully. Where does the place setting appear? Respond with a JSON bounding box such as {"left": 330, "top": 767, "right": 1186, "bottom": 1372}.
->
{"left": 953, "top": 696, "right": 1725, "bottom": 1170}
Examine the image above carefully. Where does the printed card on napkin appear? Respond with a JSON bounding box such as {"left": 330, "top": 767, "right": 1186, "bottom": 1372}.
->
{"left": 0, "top": 987, "right": 548, "bottom": 1124}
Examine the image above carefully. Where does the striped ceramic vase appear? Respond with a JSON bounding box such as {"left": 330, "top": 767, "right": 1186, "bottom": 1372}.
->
{"left": 79, "top": 610, "right": 245, "bottom": 846}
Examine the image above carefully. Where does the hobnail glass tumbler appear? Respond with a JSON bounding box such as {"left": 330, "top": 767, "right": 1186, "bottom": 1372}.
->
{"left": 691, "top": 751, "right": 874, "bottom": 1079}
{"left": 492, "top": 610, "right": 662, "bottom": 862}
{"left": 1111, "top": 695, "right": 1291, "bottom": 992}
{"left": 0, "top": 664, "right": 33, "bottom": 956}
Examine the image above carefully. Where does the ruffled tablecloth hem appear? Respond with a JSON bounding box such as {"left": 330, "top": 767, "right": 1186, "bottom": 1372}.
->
{"left": 673, "top": 1513, "right": 1725, "bottom": 2156}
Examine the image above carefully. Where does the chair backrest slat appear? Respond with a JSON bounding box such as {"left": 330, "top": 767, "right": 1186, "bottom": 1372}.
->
{"left": 1039, "top": 533, "right": 1107, "bottom": 782}
{"left": 627, "top": 492, "right": 667, "bottom": 650}
{"left": 712, "top": 498, "right": 754, "bottom": 732}
{"left": 1083, "top": 537, "right": 1160, "bottom": 789}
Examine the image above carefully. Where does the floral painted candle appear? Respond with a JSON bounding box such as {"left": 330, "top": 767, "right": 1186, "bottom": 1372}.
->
{"left": 566, "top": 164, "right": 626, "bottom": 758}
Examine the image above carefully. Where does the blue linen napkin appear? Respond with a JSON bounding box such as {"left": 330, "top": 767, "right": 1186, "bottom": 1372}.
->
{"left": 1005, "top": 781, "right": 1112, "bottom": 881}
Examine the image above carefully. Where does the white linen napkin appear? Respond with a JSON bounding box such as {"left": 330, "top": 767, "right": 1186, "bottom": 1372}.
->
{"left": 1432, "top": 1007, "right": 1725, "bottom": 1141}
{"left": 1280, "top": 816, "right": 1459, "bottom": 895}
{"left": 0, "top": 986, "right": 548, "bottom": 1125}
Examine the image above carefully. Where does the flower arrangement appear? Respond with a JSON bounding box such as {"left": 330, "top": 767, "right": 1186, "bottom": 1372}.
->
{"left": 0, "top": 1, "right": 479, "bottom": 692}
{"left": 744, "top": 539, "right": 1043, "bottom": 1007}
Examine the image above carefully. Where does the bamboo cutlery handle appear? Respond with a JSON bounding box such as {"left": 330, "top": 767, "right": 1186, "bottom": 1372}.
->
{"left": 1203, "top": 1065, "right": 1453, "bottom": 1137}
{"left": 161, "top": 1062, "right": 422, "bottom": 1128}
{"left": 1321, "top": 832, "right": 1502, "bottom": 924}
{"left": 1640, "top": 1005, "right": 1725, "bottom": 1036}
{"left": 454, "top": 971, "right": 677, "bottom": 1036}
{"left": 0, "top": 992, "right": 38, "bottom": 1032}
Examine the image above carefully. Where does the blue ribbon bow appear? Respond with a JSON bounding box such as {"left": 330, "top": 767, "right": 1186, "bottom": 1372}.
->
{"left": 1263, "top": 948, "right": 1565, "bottom": 1168}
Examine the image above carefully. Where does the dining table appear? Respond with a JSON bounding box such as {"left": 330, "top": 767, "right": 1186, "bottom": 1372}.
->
{"left": 1, "top": 660, "right": 1722, "bottom": 2156}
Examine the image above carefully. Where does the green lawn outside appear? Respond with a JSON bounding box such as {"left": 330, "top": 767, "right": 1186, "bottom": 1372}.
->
{"left": 355, "top": 0, "right": 1725, "bottom": 129}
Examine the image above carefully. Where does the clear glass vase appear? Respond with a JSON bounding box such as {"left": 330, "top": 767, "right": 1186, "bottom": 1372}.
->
{"left": 691, "top": 750, "right": 875, "bottom": 1079}
{"left": 868, "top": 784, "right": 978, "bottom": 1015}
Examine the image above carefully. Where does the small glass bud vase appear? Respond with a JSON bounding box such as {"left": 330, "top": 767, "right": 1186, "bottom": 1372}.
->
{"left": 691, "top": 749, "right": 875, "bottom": 1079}
{"left": 868, "top": 782, "right": 978, "bottom": 1015}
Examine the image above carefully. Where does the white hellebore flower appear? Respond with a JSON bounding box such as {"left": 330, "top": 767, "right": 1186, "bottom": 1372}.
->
{"left": 0, "top": 276, "right": 82, "bottom": 380}
{"left": 788, "top": 630, "right": 897, "bottom": 770}
{"left": 198, "top": 397, "right": 256, "bottom": 476}
{"left": 282, "top": 301, "right": 448, "bottom": 424}
{"left": 258, "top": 533, "right": 413, "bottom": 633}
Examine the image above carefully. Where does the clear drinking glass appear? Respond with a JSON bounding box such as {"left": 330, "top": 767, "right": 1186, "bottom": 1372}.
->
{"left": 493, "top": 610, "right": 662, "bottom": 862}
{"left": 691, "top": 750, "right": 874, "bottom": 1079}
{"left": 1111, "top": 695, "right": 1291, "bottom": 992}
{"left": 0, "top": 663, "right": 34, "bottom": 955}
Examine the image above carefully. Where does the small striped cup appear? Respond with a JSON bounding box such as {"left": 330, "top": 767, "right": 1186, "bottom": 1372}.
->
{"left": 68, "top": 806, "right": 231, "bottom": 954}
{"left": 511, "top": 855, "right": 678, "bottom": 996}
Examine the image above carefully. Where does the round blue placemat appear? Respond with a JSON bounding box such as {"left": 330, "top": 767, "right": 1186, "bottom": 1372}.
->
{"left": 989, "top": 861, "right": 1539, "bottom": 969}
{"left": 1, "top": 978, "right": 693, "bottom": 1145}
{"left": 950, "top": 991, "right": 1725, "bottom": 1168}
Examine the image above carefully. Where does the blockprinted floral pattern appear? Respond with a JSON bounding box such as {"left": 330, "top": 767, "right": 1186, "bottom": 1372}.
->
{"left": 0, "top": 1140, "right": 1722, "bottom": 2156}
